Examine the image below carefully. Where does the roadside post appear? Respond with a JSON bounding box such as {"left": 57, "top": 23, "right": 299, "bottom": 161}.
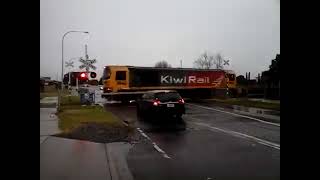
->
{"left": 76, "top": 78, "right": 79, "bottom": 90}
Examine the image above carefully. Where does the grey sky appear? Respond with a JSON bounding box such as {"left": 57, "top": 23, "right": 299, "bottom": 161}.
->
{"left": 40, "top": 0, "right": 279, "bottom": 80}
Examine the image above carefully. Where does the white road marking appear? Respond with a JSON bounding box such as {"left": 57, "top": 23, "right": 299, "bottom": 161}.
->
{"left": 122, "top": 121, "right": 129, "bottom": 127}
{"left": 152, "top": 143, "right": 165, "bottom": 154}
{"left": 136, "top": 128, "right": 171, "bottom": 159}
{"left": 187, "top": 103, "right": 280, "bottom": 127}
{"left": 188, "top": 119, "right": 280, "bottom": 150}
{"left": 136, "top": 128, "right": 151, "bottom": 140}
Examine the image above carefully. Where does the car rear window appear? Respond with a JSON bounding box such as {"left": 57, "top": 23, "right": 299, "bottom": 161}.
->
{"left": 155, "top": 92, "right": 181, "bottom": 102}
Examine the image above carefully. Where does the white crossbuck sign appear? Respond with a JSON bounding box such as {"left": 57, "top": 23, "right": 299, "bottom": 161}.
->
{"left": 65, "top": 61, "right": 74, "bottom": 68}
{"left": 223, "top": 60, "right": 230, "bottom": 66}
{"left": 79, "top": 58, "right": 97, "bottom": 72}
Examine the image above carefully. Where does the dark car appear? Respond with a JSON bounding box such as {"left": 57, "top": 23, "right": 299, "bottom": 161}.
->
{"left": 136, "top": 90, "right": 185, "bottom": 120}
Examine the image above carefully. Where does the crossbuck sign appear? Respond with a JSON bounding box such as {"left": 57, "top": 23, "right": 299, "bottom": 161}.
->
{"left": 79, "top": 57, "right": 97, "bottom": 72}
{"left": 65, "top": 61, "right": 74, "bottom": 68}
{"left": 223, "top": 60, "right": 230, "bottom": 66}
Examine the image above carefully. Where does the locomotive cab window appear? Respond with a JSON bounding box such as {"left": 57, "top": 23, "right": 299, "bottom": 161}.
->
{"left": 102, "top": 67, "right": 111, "bottom": 80}
{"left": 116, "top": 71, "right": 126, "bottom": 80}
{"left": 227, "top": 74, "right": 235, "bottom": 81}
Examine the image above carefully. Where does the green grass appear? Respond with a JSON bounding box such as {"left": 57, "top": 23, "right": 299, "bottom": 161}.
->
{"left": 57, "top": 106, "right": 122, "bottom": 131}
{"left": 40, "top": 92, "right": 58, "bottom": 99}
{"left": 209, "top": 98, "right": 280, "bottom": 111}
{"left": 57, "top": 95, "right": 123, "bottom": 132}
{"left": 61, "top": 95, "right": 81, "bottom": 106}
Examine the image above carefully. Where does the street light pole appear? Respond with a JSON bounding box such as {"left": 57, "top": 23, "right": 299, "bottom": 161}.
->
{"left": 58, "top": 31, "right": 89, "bottom": 111}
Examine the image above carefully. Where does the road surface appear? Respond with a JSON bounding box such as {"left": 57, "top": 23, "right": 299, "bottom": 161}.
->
{"left": 104, "top": 101, "right": 280, "bottom": 180}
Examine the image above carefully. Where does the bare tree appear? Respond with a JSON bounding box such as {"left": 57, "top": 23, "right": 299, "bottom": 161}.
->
{"left": 215, "top": 53, "right": 224, "bottom": 69}
{"left": 155, "top": 60, "right": 172, "bottom": 68}
{"left": 193, "top": 51, "right": 215, "bottom": 69}
{"left": 194, "top": 51, "right": 225, "bottom": 69}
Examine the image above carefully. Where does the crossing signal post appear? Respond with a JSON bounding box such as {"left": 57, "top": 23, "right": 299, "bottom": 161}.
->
{"left": 78, "top": 72, "right": 97, "bottom": 86}
{"left": 65, "top": 72, "right": 97, "bottom": 90}
{"left": 76, "top": 72, "right": 87, "bottom": 90}
{"left": 78, "top": 72, "right": 96, "bottom": 80}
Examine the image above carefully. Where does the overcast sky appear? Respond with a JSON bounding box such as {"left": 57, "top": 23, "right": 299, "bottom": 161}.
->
{"left": 40, "top": 0, "right": 279, "bottom": 80}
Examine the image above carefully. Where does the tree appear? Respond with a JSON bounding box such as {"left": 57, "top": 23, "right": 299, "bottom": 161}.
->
{"left": 262, "top": 54, "right": 280, "bottom": 83}
{"left": 215, "top": 53, "right": 224, "bottom": 69}
{"left": 155, "top": 60, "right": 171, "bottom": 68}
{"left": 193, "top": 51, "right": 224, "bottom": 69}
{"left": 261, "top": 54, "right": 280, "bottom": 99}
{"left": 193, "top": 51, "right": 215, "bottom": 69}
{"left": 236, "top": 75, "right": 247, "bottom": 85}
{"left": 269, "top": 54, "right": 280, "bottom": 74}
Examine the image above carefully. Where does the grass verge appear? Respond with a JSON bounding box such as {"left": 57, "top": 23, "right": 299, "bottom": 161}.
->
{"left": 55, "top": 95, "right": 133, "bottom": 143}
{"left": 208, "top": 98, "right": 280, "bottom": 111}
{"left": 58, "top": 105, "right": 123, "bottom": 131}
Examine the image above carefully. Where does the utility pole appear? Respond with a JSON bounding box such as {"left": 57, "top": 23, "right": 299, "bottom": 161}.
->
{"left": 85, "top": 44, "right": 88, "bottom": 61}
{"left": 180, "top": 60, "right": 182, "bottom": 68}
{"left": 65, "top": 59, "right": 75, "bottom": 89}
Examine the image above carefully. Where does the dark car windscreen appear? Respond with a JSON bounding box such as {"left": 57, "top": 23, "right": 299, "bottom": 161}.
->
{"left": 155, "top": 92, "right": 181, "bottom": 102}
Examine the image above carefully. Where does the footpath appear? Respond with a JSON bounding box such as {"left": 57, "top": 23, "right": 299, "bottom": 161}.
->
{"left": 40, "top": 96, "right": 133, "bottom": 180}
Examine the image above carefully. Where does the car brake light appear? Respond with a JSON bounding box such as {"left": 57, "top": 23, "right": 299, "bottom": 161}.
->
{"left": 153, "top": 99, "right": 160, "bottom": 106}
{"left": 178, "top": 98, "right": 185, "bottom": 104}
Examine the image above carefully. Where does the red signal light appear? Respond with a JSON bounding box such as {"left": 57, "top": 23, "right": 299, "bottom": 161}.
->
{"left": 80, "top": 73, "right": 86, "bottom": 78}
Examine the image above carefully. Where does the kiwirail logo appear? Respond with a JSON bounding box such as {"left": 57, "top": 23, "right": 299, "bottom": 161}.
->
{"left": 160, "top": 75, "right": 210, "bottom": 84}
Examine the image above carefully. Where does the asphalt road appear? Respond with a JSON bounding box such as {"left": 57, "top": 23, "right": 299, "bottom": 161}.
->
{"left": 104, "top": 102, "right": 280, "bottom": 180}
